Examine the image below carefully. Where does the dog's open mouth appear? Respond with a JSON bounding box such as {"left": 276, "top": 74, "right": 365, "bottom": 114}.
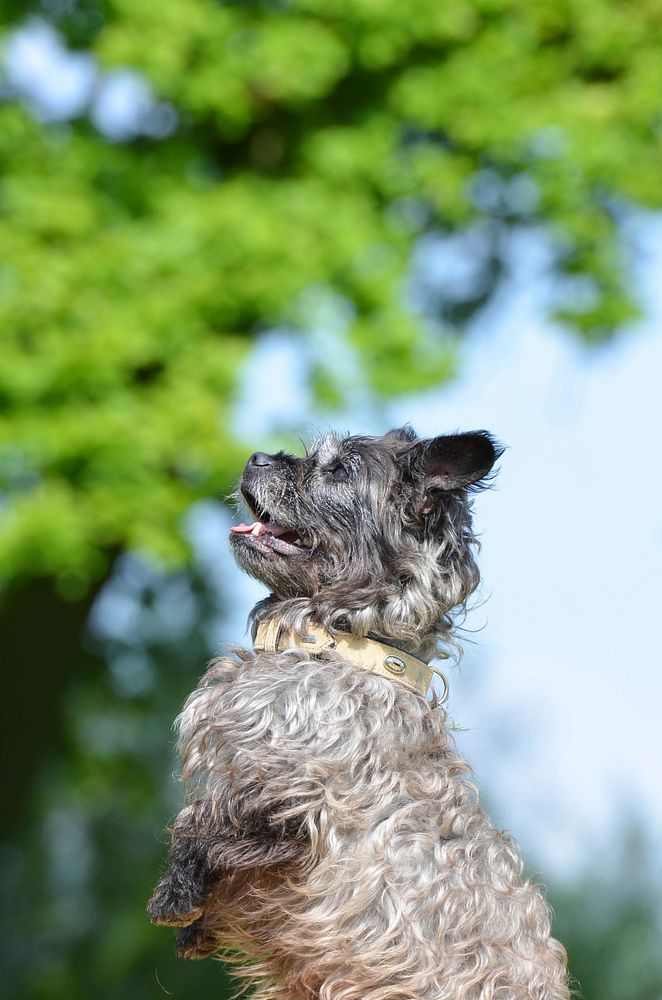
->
{"left": 230, "top": 490, "right": 312, "bottom": 558}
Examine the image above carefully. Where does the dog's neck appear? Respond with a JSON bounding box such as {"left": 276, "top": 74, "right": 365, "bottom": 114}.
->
{"left": 251, "top": 614, "right": 448, "bottom": 705}
{"left": 249, "top": 594, "right": 447, "bottom": 663}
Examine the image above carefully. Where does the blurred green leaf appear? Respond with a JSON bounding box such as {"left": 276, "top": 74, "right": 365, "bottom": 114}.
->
{"left": 2, "top": 0, "right": 662, "bottom": 588}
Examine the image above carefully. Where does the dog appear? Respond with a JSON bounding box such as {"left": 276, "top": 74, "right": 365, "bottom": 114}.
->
{"left": 148, "top": 427, "right": 570, "bottom": 1000}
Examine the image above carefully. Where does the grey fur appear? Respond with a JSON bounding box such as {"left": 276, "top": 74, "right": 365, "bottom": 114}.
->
{"left": 148, "top": 428, "right": 570, "bottom": 999}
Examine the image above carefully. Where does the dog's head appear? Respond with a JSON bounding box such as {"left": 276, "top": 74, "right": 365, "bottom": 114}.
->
{"left": 230, "top": 427, "right": 502, "bottom": 657}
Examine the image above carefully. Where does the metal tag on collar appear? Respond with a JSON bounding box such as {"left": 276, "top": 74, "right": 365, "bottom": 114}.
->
{"left": 383, "top": 654, "right": 407, "bottom": 676}
{"left": 296, "top": 625, "right": 336, "bottom": 651}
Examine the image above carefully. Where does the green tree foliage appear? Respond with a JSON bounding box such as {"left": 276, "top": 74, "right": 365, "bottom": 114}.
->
{"left": 2, "top": 4, "right": 662, "bottom": 998}
{"left": 3, "top": 0, "right": 662, "bottom": 592}
{"left": 550, "top": 825, "right": 662, "bottom": 1000}
{"left": 0, "top": 551, "right": 238, "bottom": 998}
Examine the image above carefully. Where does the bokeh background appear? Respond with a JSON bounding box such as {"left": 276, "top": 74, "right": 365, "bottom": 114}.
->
{"left": 1, "top": 2, "right": 661, "bottom": 998}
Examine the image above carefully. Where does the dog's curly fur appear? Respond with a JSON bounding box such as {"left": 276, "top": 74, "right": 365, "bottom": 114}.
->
{"left": 148, "top": 427, "right": 570, "bottom": 1000}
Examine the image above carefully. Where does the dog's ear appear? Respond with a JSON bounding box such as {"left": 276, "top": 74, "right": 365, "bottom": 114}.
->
{"left": 410, "top": 431, "right": 503, "bottom": 513}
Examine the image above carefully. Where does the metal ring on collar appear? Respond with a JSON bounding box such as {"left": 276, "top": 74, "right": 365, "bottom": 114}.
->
{"left": 428, "top": 665, "right": 449, "bottom": 706}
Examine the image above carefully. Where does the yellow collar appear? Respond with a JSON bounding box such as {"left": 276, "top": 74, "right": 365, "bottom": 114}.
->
{"left": 253, "top": 618, "right": 448, "bottom": 704}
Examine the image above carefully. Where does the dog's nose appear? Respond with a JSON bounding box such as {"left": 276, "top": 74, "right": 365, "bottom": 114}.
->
{"left": 247, "top": 452, "right": 276, "bottom": 468}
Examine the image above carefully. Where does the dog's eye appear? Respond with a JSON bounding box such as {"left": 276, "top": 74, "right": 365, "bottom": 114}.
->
{"left": 330, "top": 464, "right": 349, "bottom": 481}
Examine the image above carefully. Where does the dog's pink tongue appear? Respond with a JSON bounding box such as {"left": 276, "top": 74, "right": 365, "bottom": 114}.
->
{"left": 230, "top": 521, "right": 289, "bottom": 537}
{"left": 231, "top": 521, "right": 263, "bottom": 535}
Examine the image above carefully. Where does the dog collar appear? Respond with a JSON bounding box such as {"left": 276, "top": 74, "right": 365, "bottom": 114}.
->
{"left": 253, "top": 618, "right": 448, "bottom": 704}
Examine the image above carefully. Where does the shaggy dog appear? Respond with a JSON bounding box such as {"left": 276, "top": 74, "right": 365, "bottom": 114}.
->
{"left": 148, "top": 427, "right": 570, "bottom": 1000}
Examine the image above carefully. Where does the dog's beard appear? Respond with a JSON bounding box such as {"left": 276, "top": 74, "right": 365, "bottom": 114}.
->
{"left": 229, "top": 529, "right": 325, "bottom": 598}
{"left": 229, "top": 472, "right": 361, "bottom": 601}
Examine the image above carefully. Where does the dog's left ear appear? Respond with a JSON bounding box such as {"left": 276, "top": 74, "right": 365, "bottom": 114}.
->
{"left": 411, "top": 431, "right": 503, "bottom": 513}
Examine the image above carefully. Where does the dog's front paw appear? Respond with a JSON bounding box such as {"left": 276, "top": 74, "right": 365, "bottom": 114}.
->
{"left": 176, "top": 916, "right": 217, "bottom": 960}
{"left": 147, "top": 869, "right": 204, "bottom": 927}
